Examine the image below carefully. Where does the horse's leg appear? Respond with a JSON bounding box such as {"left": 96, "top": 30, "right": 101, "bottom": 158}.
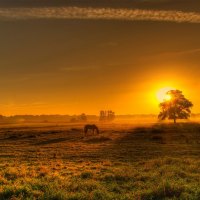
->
{"left": 96, "top": 127, "right": 99, "bottom": 135}
{"left": 84, "top": 128, "right": 87, "bottom": 137}
{"left": 83, "top": 128, "right": 85, "bottom": 137}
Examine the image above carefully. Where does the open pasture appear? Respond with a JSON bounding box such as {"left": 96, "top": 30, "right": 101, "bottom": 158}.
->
{"left": 0, "top": 122, "right": 199, "bottom": 200}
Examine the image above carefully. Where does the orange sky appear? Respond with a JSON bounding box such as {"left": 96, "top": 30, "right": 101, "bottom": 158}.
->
{"left": 0, "top": 1, "right": 200, "bottom": 115}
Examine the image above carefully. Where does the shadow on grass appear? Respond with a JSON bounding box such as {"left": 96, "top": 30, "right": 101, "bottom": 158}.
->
{"left": 95, "top": 123, "right": 200, "bottom": 162}
{"left": 35, "top": 137, "right": 69, "bottom": 145}
{"left": 84, "top": 136, "right": 112, "bottom": 143}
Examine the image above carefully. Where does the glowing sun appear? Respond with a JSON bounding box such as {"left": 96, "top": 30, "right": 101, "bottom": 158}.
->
{"left": 156, "top": 87, "right": 174, "bottom": 102}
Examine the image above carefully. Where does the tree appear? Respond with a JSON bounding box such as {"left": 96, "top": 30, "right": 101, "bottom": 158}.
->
{"left": 99, "top": 110, "right": 115, "bottom": 122}
{"left": 107, "top": 110, "right": 115, "bottom": 121}
{"left": 158, "top": 90, "right": 193, "bottom": 123}
{"left": 79, "top": 113, "right": 87, "bottom": 122}
{"left": 99, "top": 110, "right": 106, "bottom": 121}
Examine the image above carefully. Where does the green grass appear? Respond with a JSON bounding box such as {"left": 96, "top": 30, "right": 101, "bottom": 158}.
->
{"left": 0, "top": 122, "right": 199, "bottom": 199}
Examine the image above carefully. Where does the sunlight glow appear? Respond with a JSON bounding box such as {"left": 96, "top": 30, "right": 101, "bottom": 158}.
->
{"left": 165, "top": 94, "right": 172, "bottom": 101}
{"left": 156, "top": 87, "right": 174, "bottom": 102}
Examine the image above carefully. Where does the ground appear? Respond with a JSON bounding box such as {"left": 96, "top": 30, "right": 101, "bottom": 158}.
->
{"left": 0, "top": 122, "right": 199, "bottom": 200}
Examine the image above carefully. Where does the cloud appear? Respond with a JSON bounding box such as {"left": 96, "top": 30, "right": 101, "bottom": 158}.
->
{"left": 60, "top": 66, "right": 99, "bottom": 72}
{"left": 0, "top": 7, "right": 200, "bottom": 23}
{"left": 0, "top": 102, "right": 46, "bottom": 109}
{"left": 144, "top": 48, "right": 200, "bottom": 60}
{"left": 98, "top": 42, "right": 119, "bottom": 48}
{"left": 159, "top": 48, "right": 200, "bottom": 57}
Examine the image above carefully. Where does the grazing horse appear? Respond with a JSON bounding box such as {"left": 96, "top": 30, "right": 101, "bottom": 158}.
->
{"left": 84, "top": 124, "right": 99, "bottom": 136}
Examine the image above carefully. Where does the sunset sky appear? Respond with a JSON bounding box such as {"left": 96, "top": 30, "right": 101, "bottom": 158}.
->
{"left": 1, "top": 0, "right": 200, "bottom": 115}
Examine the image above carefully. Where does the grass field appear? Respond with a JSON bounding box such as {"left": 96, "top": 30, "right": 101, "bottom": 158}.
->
{"left": 0, "top": 122, "right": 199, "bottom": 200}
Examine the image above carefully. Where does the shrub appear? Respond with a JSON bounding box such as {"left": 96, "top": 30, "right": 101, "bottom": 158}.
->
{"left": 80, "top": 172, "right": 93, "bottom": 179}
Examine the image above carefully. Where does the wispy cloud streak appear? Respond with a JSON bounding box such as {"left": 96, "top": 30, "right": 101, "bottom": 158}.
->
{"left": 0, "top": 7, "right": 200, "bottom": 23}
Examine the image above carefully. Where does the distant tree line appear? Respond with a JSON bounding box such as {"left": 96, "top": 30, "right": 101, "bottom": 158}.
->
{"left": 70, "top": 113, "right": 87, "bottom": 123}
{"left": 99, "top": 110, "right": 115, "bottom": 122}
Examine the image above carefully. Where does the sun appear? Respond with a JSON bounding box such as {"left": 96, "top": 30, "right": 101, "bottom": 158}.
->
{"left": 165, "top": 94, "right": 172, "bottom": 101}
{"left": 156, "top": 87, "right": 174, "bottom": 102}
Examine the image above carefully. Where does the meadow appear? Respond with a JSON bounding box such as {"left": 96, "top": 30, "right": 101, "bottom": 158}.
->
{"left": 0, "top": 122, "right": 199, "bottom": 200}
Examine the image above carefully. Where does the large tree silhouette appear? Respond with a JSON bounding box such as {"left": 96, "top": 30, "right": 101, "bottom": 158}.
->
{"left": 158, "top": 90, "right": 193, "bottom": 123}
